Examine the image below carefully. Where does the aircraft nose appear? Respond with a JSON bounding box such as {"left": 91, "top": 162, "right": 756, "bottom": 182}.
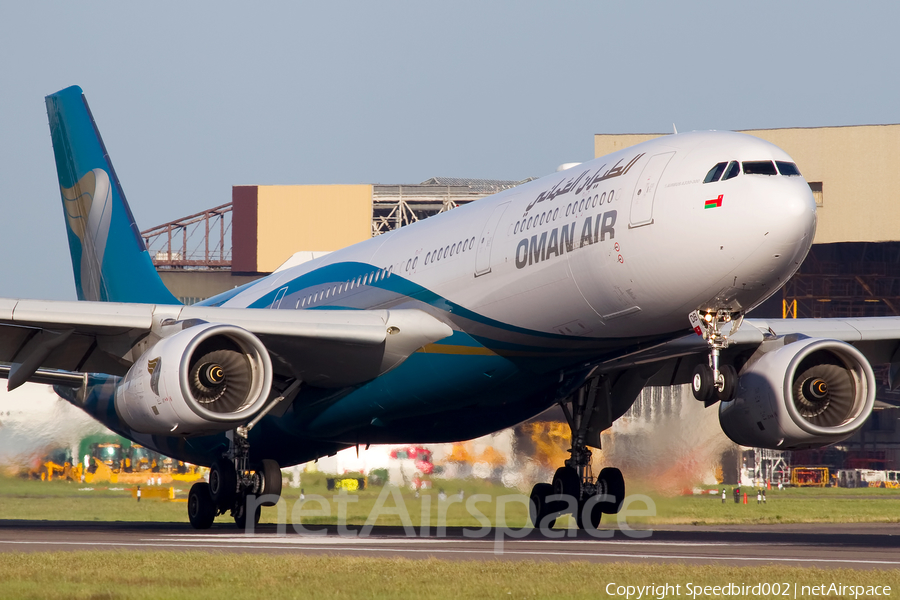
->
{"left": 764, "top": 178, "right": 817, "bottom": 255}
{"left": 731, "top": 177, "right": 817, "bottom": 307}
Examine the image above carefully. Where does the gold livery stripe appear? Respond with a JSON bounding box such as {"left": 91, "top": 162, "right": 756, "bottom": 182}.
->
{"left": 417, "top": 344, "right": 497, "bottom": 356}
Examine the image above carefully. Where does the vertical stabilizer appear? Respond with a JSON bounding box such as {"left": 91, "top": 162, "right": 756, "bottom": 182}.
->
{"left": 45, "top": 86, "right": 179, "bottom": 304}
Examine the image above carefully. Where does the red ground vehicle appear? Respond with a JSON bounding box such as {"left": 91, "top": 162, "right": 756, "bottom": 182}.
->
{"left": 390, "top": 446, "right": 434, "bottom": 475}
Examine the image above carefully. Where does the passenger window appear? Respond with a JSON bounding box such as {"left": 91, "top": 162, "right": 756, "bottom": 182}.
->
{"left": 426, "top": 252, "right": 431, "bottom": 264}
{"left": 438, "top": 248, "right": 443, "bottom": 260}
{"left": 553, "top": 208, "right": 558, "bottom": 220}
{"left": 704, "top": 162, "right": 727, "bottom": 183}
{"left": 742, "top": 161, "right": 777, "bottom": 175}
{"left": 722, "top": 161, "right": 740, "bottom": 181}
{"left": 412, "top": 257, "right": 418, "bottom": 269}
{"left": 776, "top": 161, "right": 801, "bottom": 176}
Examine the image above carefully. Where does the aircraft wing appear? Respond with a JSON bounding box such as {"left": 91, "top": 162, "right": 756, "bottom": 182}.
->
{"left": 594, "top": 317, "right": 900, "bottom": 384}
{"left": 0, "top": 298, "right": 453, "bottom": 390}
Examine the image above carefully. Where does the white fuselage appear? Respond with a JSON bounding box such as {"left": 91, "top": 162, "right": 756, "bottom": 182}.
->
{"left": 217, "top": 131, "right": 816, "bottom": 348}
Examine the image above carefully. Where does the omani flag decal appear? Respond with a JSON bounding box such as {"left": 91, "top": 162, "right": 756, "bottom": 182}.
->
{"left": 704, "top": 194, "right": 723, "bottom": 209}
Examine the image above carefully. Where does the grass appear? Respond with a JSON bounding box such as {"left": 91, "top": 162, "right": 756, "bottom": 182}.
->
{"left": 2, "top": 474, "right": 900, "bottom": 527}
{"left": 0, "top": 552, "right": 898, "bottom": 599}
{"left": 3, "top": 477, "right": 899, "bottom": 598}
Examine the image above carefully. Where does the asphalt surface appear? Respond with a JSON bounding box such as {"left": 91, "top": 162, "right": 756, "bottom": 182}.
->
{"left": 1, "top": 520, "right": 899, "bottom": 567}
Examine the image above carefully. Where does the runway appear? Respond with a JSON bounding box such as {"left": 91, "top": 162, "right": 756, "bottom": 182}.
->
{"left": 1, "top": 520, "right": 899, "bottom": 567}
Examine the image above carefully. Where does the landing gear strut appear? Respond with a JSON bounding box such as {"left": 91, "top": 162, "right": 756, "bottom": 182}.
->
{"left": 187, "top": 381, "right": 299, "bottom": 529}
{"left": 689, "top": 309, "right": 741, "bottom": 405}
{"left": 529, "top": 378, "right": 626, "bottom": 531}
{"left": 188, "top": 432, "right": 283, "bottom": 530}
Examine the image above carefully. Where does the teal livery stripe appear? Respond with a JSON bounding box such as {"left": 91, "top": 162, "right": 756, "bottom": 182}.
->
{"left": 232, "top": 260, "right": 675, "bottom": 356}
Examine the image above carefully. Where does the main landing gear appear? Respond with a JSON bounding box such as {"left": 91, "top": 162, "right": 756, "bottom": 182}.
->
{"left": 529, "top": 380, "right": 625, "bottom": 531}
{"left": 188, "top": 430, "right": 283, "bottom": 529}
{"left": 187, "top": 380, "right": 301, "bottom": 529}
{"left": 689, "top": 309, "right": 741, "bottom": 406}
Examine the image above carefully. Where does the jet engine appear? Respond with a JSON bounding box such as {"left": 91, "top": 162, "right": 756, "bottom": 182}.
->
{"left": 718, "top": 337, "right": 875, "bottom": 450}
{"left": 115, "top": 323, "right": 273, "bottom": 436}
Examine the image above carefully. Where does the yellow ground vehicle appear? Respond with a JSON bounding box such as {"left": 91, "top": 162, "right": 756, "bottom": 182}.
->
{"left": 791, "top": 466, "right": 829, "bottom": 487}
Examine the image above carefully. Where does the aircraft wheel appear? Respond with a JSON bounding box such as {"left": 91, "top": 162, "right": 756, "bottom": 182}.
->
{"left": 234, "top": 500, "right": 262, "bottom": 529}
{"left": 598, "top": 467, "right": 625, "bottom": 514}
{"left": 188, "top": 482, "right": 216, "bottom": 529}
{"left": 529, "top": 482, "right": 557, "bottom": 529}
{"left": 577, "top": 496, "right": 603, "bottom": 530}
{"left": 258, "top": 459, "right": 282, "bottom": 506}
{"left": 691, "top": 364, "right": 715, "bottom": 403}
{"left": 716, "top": 364, "right": 737, "bottom": 402}
{"left": 552, "top": 466, "right": 580, "bottom": 501}
{"left": 209, "top": 458, "right": 237, "bottom": 509}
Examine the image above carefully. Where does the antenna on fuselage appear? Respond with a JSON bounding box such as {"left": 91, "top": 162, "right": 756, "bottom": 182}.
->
{"left": 673, "top": 123, "right": 678, "bottom": 134}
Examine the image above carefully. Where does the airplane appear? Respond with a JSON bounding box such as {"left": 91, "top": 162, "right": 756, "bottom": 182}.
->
{"left": 2, "top": 84, "right": 889, "bottom": 529}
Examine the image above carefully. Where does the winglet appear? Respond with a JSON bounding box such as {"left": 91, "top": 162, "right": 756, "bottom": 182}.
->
{"left": 45, "top": 86, "right": 179, "bottom": 304}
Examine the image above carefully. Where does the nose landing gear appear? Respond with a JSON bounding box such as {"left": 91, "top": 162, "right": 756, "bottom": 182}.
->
{"left": 689, "top": 309, "right": 742, "bottom": 405}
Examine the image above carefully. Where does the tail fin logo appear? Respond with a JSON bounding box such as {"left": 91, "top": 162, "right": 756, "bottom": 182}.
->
{"left": 61, "top": 168, "right": 112, "bottom": 301}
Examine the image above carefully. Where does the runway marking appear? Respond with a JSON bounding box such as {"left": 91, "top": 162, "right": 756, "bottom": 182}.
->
{"left": 1, "top": 539, "right": 899, "bottom": 565}
{"left": 152, "top": 534, "right": 748, "bottom": 548}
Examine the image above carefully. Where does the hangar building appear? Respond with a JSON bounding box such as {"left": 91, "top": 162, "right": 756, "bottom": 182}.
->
{"left": 596, "top": 125, "right": 900, "bottom": 474}
{"left": 142, "top": 177, "right": 531, "bottom": 304}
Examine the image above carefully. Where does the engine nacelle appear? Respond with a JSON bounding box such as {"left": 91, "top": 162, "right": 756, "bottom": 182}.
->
{"left": 718, "top": 337, "right": 875, "bottom": 450}
{"left": 115, "top": 323, "right": 273, "bottom": 436}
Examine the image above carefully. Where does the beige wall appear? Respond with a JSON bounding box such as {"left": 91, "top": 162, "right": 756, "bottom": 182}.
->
{"left": 255, "top": 185, "right": 372, "bottom": 272}
{"left": 159, "top": 271, "right": 262, "bottom": 304}
{"left": 595, "top": 125, "right": 900, "bottom": 244}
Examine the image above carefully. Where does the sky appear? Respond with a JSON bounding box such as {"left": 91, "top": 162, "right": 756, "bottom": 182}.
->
{"left": 1, "top": 1, "right": 898, "bottom": 300}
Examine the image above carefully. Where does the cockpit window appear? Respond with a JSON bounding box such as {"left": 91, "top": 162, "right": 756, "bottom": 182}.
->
{"left": 703, "top": 162, "right": 727, "bottom": 183}
{"left": 722, "top": 161, "right": 740, "bottom": 181}
{"left": 742, "top": 161, "right": 778, "bottom": 175}
{"left": 776, "top": 161, "right": 801, "bottom": 176}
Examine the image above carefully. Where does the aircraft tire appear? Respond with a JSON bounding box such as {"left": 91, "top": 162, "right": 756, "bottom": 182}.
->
{"left": 188, "top": 482, "right": 216, "bottom": 529}
{"left": 716, "top": 364, "right": 737, "bottom": 402}
{"left": 577, "top": 495, "right": 603, "bottom": 530}
{"left": 259, "top": 459, "right": 282, "bottom": 506}
{"left": 691, "top": 364, "right": 715, "bottom": 403}
{"left": 552, "top": 466, "right": 580, "bottom": 502}
{"left": 234, "top": 500, "right": 261, "bottom": 530}
{"left": 209, "top": 458, "right": 237, "bottom": 509}
{"left": 598, "top": 467, "right": 625, "bottom": 514}
{"left": 529, "top": 482, "right": 557, "bottom": 529}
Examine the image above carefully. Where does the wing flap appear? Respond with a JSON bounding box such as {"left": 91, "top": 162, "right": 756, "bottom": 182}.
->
{"left": 0, "top": 297, "right": 453, "bottom": 388}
